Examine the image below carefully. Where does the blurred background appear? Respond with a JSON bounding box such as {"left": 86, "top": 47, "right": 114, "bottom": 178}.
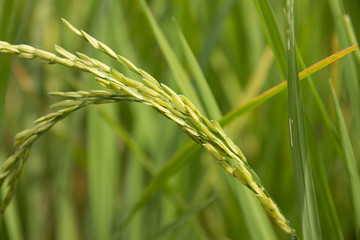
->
{"left": 0, "top": 0, "right": 359, "bottom": 239}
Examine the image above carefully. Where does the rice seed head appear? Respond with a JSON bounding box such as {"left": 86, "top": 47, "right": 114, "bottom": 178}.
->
{"left": 87, "top": 67, "right": 107, "bottom": 78}
{"left": 17, "top": 44, "right": 35, "bottom": 53}
{"left": 168, "top": 108, "right": 188, "bottom": 120}
{"left": 164, "top": 112, "right": 187, "bottom": 126}
{"left": 1, "top": 156, "right": 17, "bottom": 173}
{"left": 33, "top": 112, "right": 63, "bottom": 124}
{"left": 180, "top": 95, "right": 201, "bottom": 116}
{"left": 80, "top": 30, "right": 99, "bottom": 49}
{"left": 257, "top": 195, "right": 276, "bottom": 212}
{"left": 136, "top": 85, "right": 159, "bottom": 98}
{"left": 98, "top": 41, "right": 118, "bottom": 59}
{"left": 203, "top": 143, "right": 226, "bottom": 160}
{"left": 110, "top": 68, "right": 125, "bottom": 82}
{"left": 76, "top": 52, "right": 94, "bottom": 65}
{"left": 121, "top": 76, "right": 144, "bottom": 88}
{"left": 61, "top": 18, "right": 82, "bottom": 36}
{"left": 56, "top": 57, "right": 74, "bottom": 67}
{"left": 276, "top": 221, "right": 293, "bottom": 234}
{"left": 50, "top": 100, "right": 83, "bottom": 109}
{"left": 34, "top": 49, "right": 57, "bottom": 63}
{"left": 0, "top": 41, "right": 19, "bottom": 53}
{"left": 138, "top": 69, "right": 160, "bottom": 87}
{"left": 183, "top": 126, "right": 200, "bottom": 139}
{"left": 219, "top": 161, "right": 235, "bottom": 175}
{"left": 121, "top": 86, "right": 144, "bottom": 100}
{"left": 58, "top": 105, "right": 81, "bottom": 113}
{"left": 90, "top": 90, "right": 115, "bottom": 97}
{"left": 94, "top": 99, "right": 117, "bottom": 104}
{"left": 154, "top": 98, "right": 173, "bottom": 110}
{"left": 0, "top": 20, "right": 297, "bottom": 235}
{"left": 118, "top": 55, "right": 138, "bottom": 72}
{"left": 233, "top": 168, "right": 248, "bottom": 185}
{"left": 95, "top": 77, "right": 111, "bottom": 88}
{"left": 0, "top": 171, "right": 9, "bottom": 183}
{"left": 34, "top": 123, "right": 55, "bottom": 136}
{"left": 90, "top": 58, "right": 111, "bottom": 73}
{"left": 20, "top": 135, "right": 37, "bottom": 148}
{"left": 15, "top": 128, "right": 36, "bottom": 142}
{"left": 55, "top": 45, "right": 77, "bottom": 60}
{"left": 77, "top": 91, "right": 92, "bottom": 96}
{"left": 151, "top": 101, "right": 171, "bottom": 115}
{"left": 143, "top": 78, "right": 168, "bottom": 97}
{"left": 211, "top": 120, "right": 226, "bottom": 137}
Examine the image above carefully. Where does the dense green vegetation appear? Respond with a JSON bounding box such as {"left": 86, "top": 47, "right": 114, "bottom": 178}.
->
{"left": 0, "top": 0, "right": 359, "bottom": 239}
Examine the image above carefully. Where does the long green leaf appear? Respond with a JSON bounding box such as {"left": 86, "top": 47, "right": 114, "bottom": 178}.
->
{"left": 119, "top": 142, "right": 200, "bottom": 228}
{"left": 173, "top": 20, "right": 222, "bottom": 120}
{"left": 223, "top": 174, "right": 277, "bottom": 240}
{"left": 221, "top": 44, "right": 358, "bottom": 126}
{"left": 198, "top": 0, "right": 237, "bottom": 72}
{"left": 329, "top": 80, "right": 360, "bottom": 233}
{"left": 252, "top": 0, "right": 287, "bottom": 79}
{"left": 0, "top": 0, "right": 29, "bottom": 239}
{"left": 86, "top": 9, "right": 119, "bottom": 240}
{"left": 137, "top": 0, "right": 205, "bottom": 114}
{"left": 305, "top": 116, "right": 344, "bottom": 240}
{"left": 286, "top": 1, "right": 321, "bottom": 239}
{"left": 328, "top": 0, "right": 360, "bottom": 143}
{"left": 151, "top": 194, "right": 217, "bottom": 239}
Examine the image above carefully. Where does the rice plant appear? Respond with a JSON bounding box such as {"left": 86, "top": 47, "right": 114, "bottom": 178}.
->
{"left": 0, "top": 0, "right": 359, "bottom": 239}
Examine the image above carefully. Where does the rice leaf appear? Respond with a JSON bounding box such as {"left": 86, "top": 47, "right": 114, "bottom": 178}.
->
{"left": 151, "top": 194, "right": 217, "bottom": 239}
{"left": 198, "top": 0, "right": 237, "bottom": 71}
{"left": 329, "top": 80, "right": 360, "bottom": 233}
{"left": 120, "top": 142, "right": 200, "bottom": 228}
{"left": 286, "top": 1, "right": 321, "bottom": 239}
{"left": 137, "top": 0, "right": 205, "bottom": 114}
{"left": 220, "top": 44, "right": 358, "bottom": 126}
{"left": 173, "top": 19, "right": 222, "bottom": 120}
{"left": 328, "top": 0, "right": 360, "bottom": 144}
{"left": 252, "top": 0, "right": 287, "bottom": 79}
{"left": 223, "top": 175, "right": 277, "bottom": 240}
{"left": 305, "top": 116, "right": 344, "bottom": 240}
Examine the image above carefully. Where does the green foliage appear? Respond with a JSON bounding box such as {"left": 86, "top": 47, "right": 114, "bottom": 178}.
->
{"left": 0, "top": 0, "right": 359, "bottom": 239}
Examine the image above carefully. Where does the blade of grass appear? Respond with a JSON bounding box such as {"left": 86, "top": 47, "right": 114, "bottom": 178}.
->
{"left": 0, "top": 1, "right": 28, "bottom": 238}
{"left": 173, "top": 19, "right": 222, "bottom": 119}
{"left": 86, "top": 15, "right": 119, "bottom": 240}
{"left": 343, "top": 15, "right": 360, "bottom": 66}
{"left": 220, "top": 44, "right": 359, "bottom": 126}
{"left": 0, "top": 192, "right": 22, "bottom": 240}
{"left": 286, "top": 0, "right": 321, "bottom": 239}
{"left": 305, "top": 115, "right": 344, "bottom": 240}
{"left": 107, "top": 2, "right": 145, "bottom": 239}
{"left": 329, "top": 79, "right": 360, "bottom": 233}
{"left": 198, "top": 0, "right": 237, "bottom": 72}
{"left": 328, "top": 0, "right": 360, "bottom": 145}
{"left": 252, "top": 0, "right": 287, "bottom": 80}
{"left": 0, "top": 0, "right": 16, "bottom": 128}
{"left": 55, "top": 115, "right": 81, "bottom": 240}
{"left": 344, "top": 0, "right": 360, "bottom": 45}
{"left": 137, "top": 0, "right": 204, "bottom": 114}
{"left": 119, "top": 142, "right": 200, "bottom": 228}
{"left": 223, "top": 174, "right": 277, "bottom": 240}
{"left": 87, "top": 103, "right": 119, "bottom": 240}
{"left": 296, "top": 47, "right": 344, "bottom": 159}
{"left": 151, "top": 194, "right": 217, "bottom": 239}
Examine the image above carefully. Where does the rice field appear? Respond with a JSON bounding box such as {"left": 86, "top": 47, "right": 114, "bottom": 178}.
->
{"left": 0, "top": 0, "right": 359, "bottom": 239}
